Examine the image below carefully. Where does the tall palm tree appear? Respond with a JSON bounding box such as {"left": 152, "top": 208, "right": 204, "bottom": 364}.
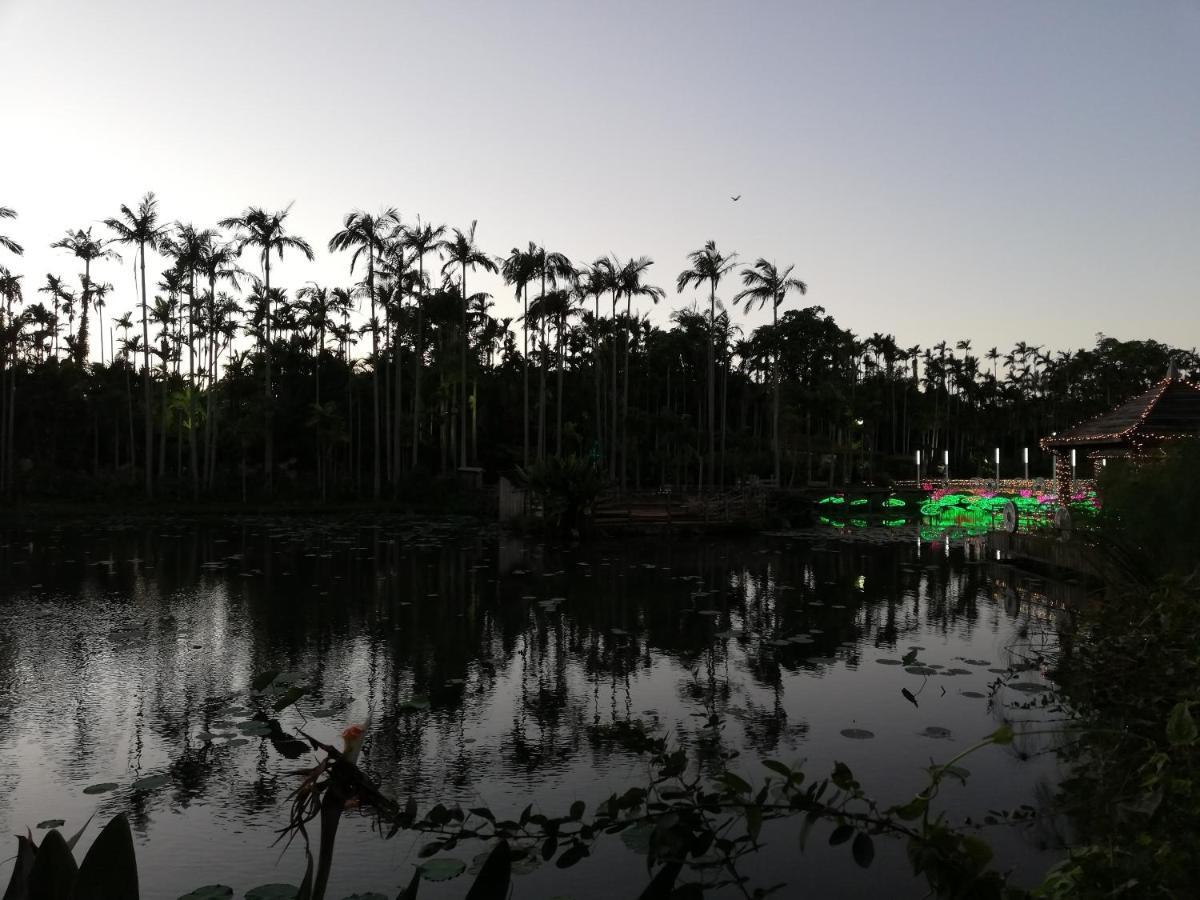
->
{"left": 439, "top": 221, "right": 497, "bottom": 468}
{"left": 501, "top": 244, "right": 537, "bottom": 466}
{"left": 404, "top": 219, "right": 445, "bottom": 470}
{"left": 676, "top": 240, "right": 737, "bottom": 490}
{"left": 0, "top": 266, "right": 24, "bottom": 494}
{"left": 197, "top": 236, "right": 242, "bottom": 487}
{"left": 50, "top": 228, "right": 119, "bottom": 366}
{"left": 37, "top": 274, "right": 71, "bottom": 359}
{"left": 588, "top": 256, "right": 620, "bottom": 477}
{"left": 89, "top": 281, "right": 112, "bottom": 364}
{"left": 105, "top": 192, "right": 167, "bottom": 497}
{"left": 733, "top": 259, "right": 807, "bottom": 485}
{"left": 220, "top": 205, "right": 314, "bottom": 492}
{"left": 0, "top": 207, "right": 22, "bottom": 257}
{"left": 614, "top": 256, "right": 664, "bottom": 489}
{"left": 531, "top": 246, "right": 574, "bottom": 459}
{"left": 328, "top": 208, "right": 399, "bottom": 496}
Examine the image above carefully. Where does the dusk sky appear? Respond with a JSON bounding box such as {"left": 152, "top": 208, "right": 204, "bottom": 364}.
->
{"left": 2, "top": 0, "right": 1198, "bottom": 357}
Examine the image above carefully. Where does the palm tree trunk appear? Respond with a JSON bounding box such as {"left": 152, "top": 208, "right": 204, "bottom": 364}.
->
{"left": 523, "top": 283, "right": 529, "bottom": 468}
{"left": 773, "top": 300, "right": 781, "bottom": 485}
{"left": 555, "top": 314, "right": 564, "bottom": 457}
{"left": 621, "top": 296, "right": 631, "bottom": 493}
{"left": 412, "top": 258, "right": 424, "bottom": 470}
{"left": 140, "top": 241, "right": 152, "bottom": 498}
{"left": 538, "top": 310, "right": 547, "bottom": 460}
{"left": 393, "top": 301, "right": 403, "bottom": 489}
{"left": 264, "top": 253, "right": 274, "bottom": 493}
{"left": 369, "top": 249, "right": 380, "bottom": 498}
{"left": 187, "top": 269, "right": 198, "bottom": 499}
{"left": 708, "top": 284, "right": 715, "bottom": 493}
{"left": 460, "top": 267, "right": 468, "bottom": 469}
{"left": 79, "top": 258, "right": 91, "bottom": 367}
{"left": 610, "top": 293, "right": 618, "bottom": 483}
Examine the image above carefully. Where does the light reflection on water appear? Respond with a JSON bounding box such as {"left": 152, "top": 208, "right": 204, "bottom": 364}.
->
{"left": 0, "top": 519, "right": 1064, "bottom": 898}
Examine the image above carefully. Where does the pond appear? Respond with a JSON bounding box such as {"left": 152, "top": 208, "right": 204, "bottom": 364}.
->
{"left": 0, "top": 517, "right": 1066, "bottom": 898}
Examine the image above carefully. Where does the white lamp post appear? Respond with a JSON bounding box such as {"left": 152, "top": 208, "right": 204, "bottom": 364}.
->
{"left": 915, "top": 449, "right": 921, "bottom": 484}
{"left": 943, "top": 449, "right": 949, "bottom": 484}
{"left": 1070, "top": 448, "right": 1077, "bottom": 490}
{"left": 1023, "top": 446, "right": 1029, "bottom": 480}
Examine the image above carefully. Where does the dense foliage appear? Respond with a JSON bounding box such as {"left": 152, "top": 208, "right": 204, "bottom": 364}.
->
{"left": 1, "top": 200, "right": 1196, "bottom": 503}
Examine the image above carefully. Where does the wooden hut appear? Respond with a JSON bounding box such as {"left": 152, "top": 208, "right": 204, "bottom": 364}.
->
{"left": 1040, "top": 362, "right": 1200, "bottom": 502}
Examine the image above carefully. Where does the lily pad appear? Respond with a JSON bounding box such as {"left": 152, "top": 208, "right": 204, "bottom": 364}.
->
{"left": 840, "top": 728, "right": 875, "bottom": 740}
{"left": 417, "top": 858, "right": 466, "bottom": 882}
{"left": 875, "top": 659, "right": 903, "bottom": 665}
{"left": 961, "top": 691, "right": 986, "bottom": 699}
{"left": 919, "top": 726, "right": 953, "bottom": 739}
{"left": 904, "top": 666, "right": 938, "bottom": 676}
{"left": 178, "top": 887, "right": 233, "bottom": 900}
{"left": 962, "top": 659, "right": 991, "bottom": 666}
{"left": 83, "top": 782, "right": 119, "bottom": 795}
{"left": 36, "top": 819, "right": 65, "bottom": 829}
{"left": 131, "top": 774, "right": 170, "bottom": 792}
{"left": 1007, "top": 682, "right": 1050, "bottom": 694}
{"left": 245, "top": 886, "right": 298, "bottom": 900}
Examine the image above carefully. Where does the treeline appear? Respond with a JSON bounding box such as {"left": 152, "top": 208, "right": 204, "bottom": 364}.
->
{"left": 0, "top": 198, "right": 1195, "bottom": 502}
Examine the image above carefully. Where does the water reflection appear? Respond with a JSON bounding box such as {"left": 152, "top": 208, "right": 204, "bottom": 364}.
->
{"left": 0, "top": 519, "right": 1063, "bottom": 898}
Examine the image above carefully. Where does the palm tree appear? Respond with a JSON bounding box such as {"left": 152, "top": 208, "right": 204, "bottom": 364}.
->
{"left": 220, "top": 205, "right": 314, "bottom": 493}
{"left": 676, "top": 240, "right": 737, "bottom": 491}
{"left": 50, "top": 228, "right": 119, "bottom": 366}
{"left": 37, "top": 274, "right": 71, "bottom": 359}
{"left": 614, "top": 256, "right": 664, "bottom": 489}
{"left": 328, "top": 208, "right": 399, "bottom": 496}
{"left": 404, "top": 219, "right": 445, "bottom": 470}
{"left": 89, "top": 281, "right": 113, "bottom": 364}
{"left": 0, "top": 207, "right": 22, "bottom": 257}
{"left": 733, "top": 259, "right": 807, "bottom": 485}
{"left": 532, "top": 246, "right": 574, "bottom": 459}
{"left": 501, "top": 244, "right": 537, "bottom": 466}
{"left": 0, "top": 266, "right": 24, "bottom": 494}
{"left": 197, "top": 236, "right": 242, "bottom": 488}
{"left": 439, "top": 221, "right": 497, "bottom": 468}
{"left": 105, "top": 193, "right": 167, "bottom": 497}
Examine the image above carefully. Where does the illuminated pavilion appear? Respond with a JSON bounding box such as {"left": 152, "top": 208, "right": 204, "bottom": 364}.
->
{"left": 1040, "top": 361, "right": 1200, "bottom": 502}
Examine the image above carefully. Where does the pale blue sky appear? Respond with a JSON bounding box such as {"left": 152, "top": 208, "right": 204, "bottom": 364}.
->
{"left": 1, "top": 0, "right": 1197, "bottom": 356}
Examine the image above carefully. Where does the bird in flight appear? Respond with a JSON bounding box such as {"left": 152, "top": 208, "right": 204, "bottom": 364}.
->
{"left": 730, "top": 195, "right": 741, "bottom": 201}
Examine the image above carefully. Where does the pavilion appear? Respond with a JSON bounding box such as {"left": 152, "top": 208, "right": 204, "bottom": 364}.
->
{"left": 1040, "top": 362, "right": 1200, "bottom": 502}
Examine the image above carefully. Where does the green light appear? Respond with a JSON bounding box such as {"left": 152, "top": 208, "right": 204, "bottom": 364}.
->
{"left": 849, "top": 498, "right": 869, "bottom": 507}
{"left": 818, "top": 496, "right": 845, "bottom": 505}
{"left": 882, "top": 497, "right": 906, "bottom": 508}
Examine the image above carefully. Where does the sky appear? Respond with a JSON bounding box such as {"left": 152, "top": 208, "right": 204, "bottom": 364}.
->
{"left": 1, "top": 0, "right": 1198, "bottom": 360}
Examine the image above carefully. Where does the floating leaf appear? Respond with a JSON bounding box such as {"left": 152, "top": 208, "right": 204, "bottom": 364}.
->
{"left": 417, "top": 858, "right": 466, "bottom": 882}
{"left": 919, "top": 726, "right": 952, "bottom": 739}
{"left": 272, "top": 686, "right": 306, "bottom": 712}
{"left": 905, "top": 666, "right": 937, "bottom": 676}
{"left": 131, "top": 774, "right": 169, "bottom": 792}
{"left": 1007, "top": 682, "right": 1050, "bottom": 694}
{"left": 875, "top": 659, "right": 902, "bottom": 665}
{"left": 840, "top": 729, "right": 874, "bottom": 740}
{"left": 245, "top": 885, "right": 298, "bottom": 900}
{"left": 250, "top": 671, "right": 279, "bottom": 691}
{"left": 83, "top": 782, "right": 119, "bottom": 795}
{"left": 901, "top": 688, "right": 918, "bottom": 708}
{"left": 178, "top": 887, "right": 234, "bottom": 900}
{"left": 36, "top": 819, "right": 66, "bottom": 829}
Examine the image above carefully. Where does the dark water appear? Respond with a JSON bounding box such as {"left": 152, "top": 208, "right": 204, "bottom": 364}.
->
{"left": 0, "top": 518, "right": 1066, "bottom": 899}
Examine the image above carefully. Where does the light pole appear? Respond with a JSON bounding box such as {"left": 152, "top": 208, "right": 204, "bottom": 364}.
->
{"left": 1070, "top": 448, "right": 1077, "bottom": 491}
{"left": 943, "top": 449, "right": 949, "bottom": 485}
{"left": 994, "top": 447, "right": 1000, "bottom": 486}
{"left": 915, "top": 449, "right": 921, "bottom": 484}
{"left": 1023, "top": 446, "right": 1029, "bottom": 480}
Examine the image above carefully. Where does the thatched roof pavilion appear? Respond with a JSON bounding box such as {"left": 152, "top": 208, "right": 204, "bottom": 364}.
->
{"left": 1040, "top": 362, "right": 1200, "bottom": 501}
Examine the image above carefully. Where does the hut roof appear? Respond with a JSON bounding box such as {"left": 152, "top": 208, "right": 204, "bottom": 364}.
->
{"left": 1041, "top": 374, "right": 1200, "bottom": 449}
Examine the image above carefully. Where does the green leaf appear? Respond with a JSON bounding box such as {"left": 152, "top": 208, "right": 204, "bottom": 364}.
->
{"left": 960, "top": 835, "right": 994, "bottom": 872}
{"left": 851, "top": 832, "right": 875, "bottom": 868}
{"left": 828, "top": 824, "right": 854, "bottom": 846}
{"left": 554, "top": 842, "right": 589, "bottom": 869}
{"left": 244, "top": 886, "right": 298, "bottom": 900}
{"left": 131, "top": 774, "right": 170, "bottom": 792}
{"left": 890, "top": 796, "right": 928, "bottom": 821}
{"left": 464, "top": 840, "right": 511, "bottom": 899}
{"left": 177, "top": 888, "right": 234, "bottom": 900}
{"left": 720, "top": 772, "right": 752, "bottom": 795}
{"left": 989, "top": 724, "right": 1014, "bottom": 745}
{"left": 417, "top": 858, "right": 466, "bottom": 882}
{"left": 75, "top": 814, "right": 139, "bottom": 900}
{"left": 250, "top": 671, "right": 280, "bottom": 691}
{"left": 28, "top": 829, "right": 77, "bottom": 900}
{"left": 83, "top": 783, "right": 119, "bottom": 795}
{"left": 272, "top": 686, "right": 306, "bottom": 712}
{"left": 746, "top": 804, "right": 763, "bottom": 842}
{"left": 568, "top": 800, "right": 586, "bottom": 820}
{"left": 1167, "top": 702, "right": 1198, "bottom": 746}
{"left": 762, "top": 760, "right": 791, "bottom": 778}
